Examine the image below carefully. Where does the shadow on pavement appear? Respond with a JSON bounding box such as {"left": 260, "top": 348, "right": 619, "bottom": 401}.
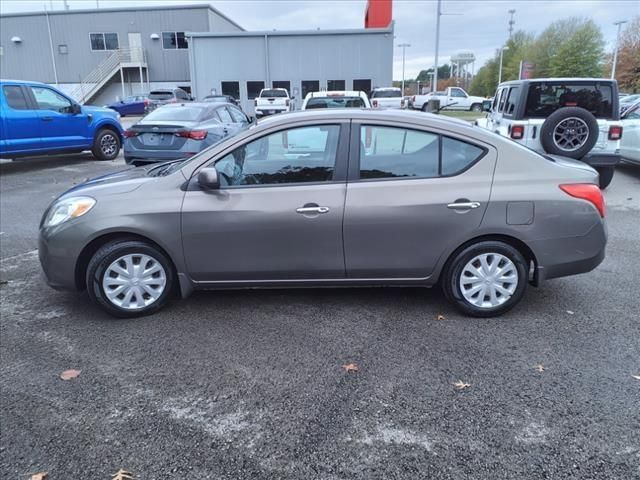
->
{"left": 0, "top": 154, "right": 120, "bottom": 175}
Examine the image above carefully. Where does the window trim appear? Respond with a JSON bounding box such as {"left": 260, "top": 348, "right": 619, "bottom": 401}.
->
{"left": 190, "top": 121, "right": 351, "bottom": 189}
{"left": 89, "top": 32, "right": 119, "bottom": 51}
{"left": 161, "top": 31, "right": 188, "bottom": 50}
{"left": 348, "top": 121, "right": 489, "bottom": 183}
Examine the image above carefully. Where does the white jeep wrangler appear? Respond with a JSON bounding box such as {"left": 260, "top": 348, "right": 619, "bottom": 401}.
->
{"left": 476, "top": 78, "right": 623, "bottom": 188}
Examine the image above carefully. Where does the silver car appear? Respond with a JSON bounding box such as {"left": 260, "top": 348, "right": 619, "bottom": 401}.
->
{"left": 124, "top": 102, "right": 250, "bottom": 166}
{"left": 39, "top": 110, "right": 607, "bottom": 318}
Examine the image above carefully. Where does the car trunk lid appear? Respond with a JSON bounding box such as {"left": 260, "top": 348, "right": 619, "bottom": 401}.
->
{"left": 127, "top": 123, "right": 197, "bottom": 150}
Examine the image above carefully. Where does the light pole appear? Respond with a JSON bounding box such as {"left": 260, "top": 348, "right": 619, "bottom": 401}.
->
{"left": 611, "top": 20, "right": 627, "bottom": 79}
{"left": 432, "top": 0, "right": 462, "bottom": 92}
{"left": 498, "top": 45, "right": 509, "bottom": 84}
{"left": 398, "top": 43, "right": 411, "bottom": 96}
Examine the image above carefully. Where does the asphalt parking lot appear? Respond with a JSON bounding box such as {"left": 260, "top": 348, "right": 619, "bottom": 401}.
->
{"left": 1, "top": 148, "right": 639, "bottom": 479}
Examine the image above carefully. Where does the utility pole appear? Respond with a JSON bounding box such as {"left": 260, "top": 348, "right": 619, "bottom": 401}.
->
{"left": 398, "top": 43, "right": 411, "bottom": 96}
{"left": 498, "top": 46, "right": 509, "bottom": 84}
{"left": 508, "top": 9, "right": 516, "bottom": 38}
{"left": 432, "top": 0, "right": 462, "bottom": 92}
{"left": 611, "top": 20, "right": 627, "bottom": 79}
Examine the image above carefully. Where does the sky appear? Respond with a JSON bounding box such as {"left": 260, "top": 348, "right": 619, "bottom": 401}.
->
{"left": 1, "top": 0, "right": 638, "bottom": 80}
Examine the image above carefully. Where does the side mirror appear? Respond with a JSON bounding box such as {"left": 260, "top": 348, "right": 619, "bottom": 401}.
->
{"left": 482, "top": 100, "right": 492, "bottom": 112}
{"left": 70, "top": 103, "right": 82, "bottom": 114}
{"left": 197, "top": 167, "right": 219, "bottom": 190}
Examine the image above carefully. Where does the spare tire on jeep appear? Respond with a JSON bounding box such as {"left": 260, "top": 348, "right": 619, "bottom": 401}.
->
{"left": 539, "top": 107, "right": 599, "bottom": 160}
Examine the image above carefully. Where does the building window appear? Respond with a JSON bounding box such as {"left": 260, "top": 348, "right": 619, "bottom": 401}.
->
{"left": 301, "top": 80, "right": 320, "bottom": 99}
{"left": 353, "top": 79, "right": 372, "bottom": 94}
{"left": 162, "top": 32, "right": 188, "bottom": 49}
{"left": 247, "top": 81, "right": 264, "bottom": 100}
{"left": 328, "top": 80, "right": 345, "bottom": 91}
{"left": 58, "top": 44, "right": 68, "bottom": 54}
{"left": 221, "top": 81, "right": 240, "bottom": 100}
{"left": 90, "top": 33, "right": 119, "bottom": 51}
{"left": 272, "top": 81, "right": 291, "bottom": 94}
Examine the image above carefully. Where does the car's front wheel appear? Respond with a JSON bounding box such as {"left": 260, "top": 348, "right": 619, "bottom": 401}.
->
{"left": 92, "top": 128, "right": 121, "bottom": 161}
{"left": 470, "top": 103, "right": 482, "bottom": 112}
{"left": 86, "top": 240, "right": 175, "bottom": 318}
{"left": 442, "top": 241, "right": 528, "bottom": 317}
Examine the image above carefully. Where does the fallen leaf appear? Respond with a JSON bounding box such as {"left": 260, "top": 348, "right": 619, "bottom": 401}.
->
{"left": 632, "top": 374, "right": 640, "bottom": 380}
{"left": 112, "top": 469, "right": 134, "bottom": 480}
{"left": 534, "top": 364, "right": 545, "bottom": 372}
{"left": 30, "top": 473, "right": 48, "bottom": 480}
{"left": 60, "top": 369, "right": 81, "bottom": 380}
{"left": 453, "top": 380, "right": 470, "bottom": 390}
{"left": 566, "top": 310, "right": 575, "bottom": 315}
{"left": 436, "top": 314, "right": 446, "bottom": 321}
{"left": 342, "top": 363, "right": 359, "bottom": 373}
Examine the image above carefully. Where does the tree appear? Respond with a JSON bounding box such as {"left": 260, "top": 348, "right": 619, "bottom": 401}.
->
{"left": 604, "top": 16, "right": 640, "bottom": 92}
{"left": 415, "top": 64, "right": 451, "bottom": 83}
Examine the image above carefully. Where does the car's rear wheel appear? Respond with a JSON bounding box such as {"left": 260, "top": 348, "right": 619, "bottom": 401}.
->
{"left": 470, "top": 103, "right": 482, "bottom": 112}
{"left": 92, "top": 128, "right": 121, "bottom": 161}
{"left": 596, "top": 166, "right": 615, "bottom": 189}
{"left": 442, "top": 241, "right": 528, "bottom": 317}
{"left": 86, "top": 240, "right": 175, "bottom": 318}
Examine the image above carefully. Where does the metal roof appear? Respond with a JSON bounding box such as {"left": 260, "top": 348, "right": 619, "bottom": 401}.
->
{"left": 186, "top": 25, "right": 394, "bottom": 38}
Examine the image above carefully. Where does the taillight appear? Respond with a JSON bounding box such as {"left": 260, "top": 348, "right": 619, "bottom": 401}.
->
{"left": 510, "top": 125, "right": 525, "bottom": 139}
{"left": 123, "top": 130, "right": 138, "bottom": 138}
{"left": 560, "top": 184, "right": 605, "bottom": 217}
{"left": 608, "top": 125, "right": 622, "bottom": 140}
{"left": 176, "top": 130, "right": 208, "bottom": 140}
{"left": 143, "top": 99, "right": 149, "bottom": 105}
{"left": 372, "top": 99, "right": 378, "bottom": 108}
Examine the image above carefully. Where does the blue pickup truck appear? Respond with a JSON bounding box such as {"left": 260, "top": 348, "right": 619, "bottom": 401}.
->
{"left": 0, "top": 80, "right": 123, "bottom": 160}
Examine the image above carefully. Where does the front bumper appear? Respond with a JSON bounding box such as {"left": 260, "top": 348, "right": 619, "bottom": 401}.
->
{"left": 581, "top": 153, "right": 621, "bottom": 167}
{"left": 39, "top": 227, "right": 83, "bottom": 291}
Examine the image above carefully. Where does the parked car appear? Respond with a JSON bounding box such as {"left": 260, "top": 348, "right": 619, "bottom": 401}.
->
{"left": 123, "top": 102, "right": 250, "bottom": 165}
{"left": 620, "top": 94, "right": 640, "bottom": 115}
{"left": 411, "top": 87, "right": 485, "bottom": 112}
{"left": 202, "top": 94, "right": 239, "bottom": 106}
{"left": 254, "top": 88, "right": 293, "bottom": 118}
{"left": 621, "top": 101, "right": 640, "bottom": 165}
{"left": 0, "top": 79, "right": 123, "bottom": 160}
{"left": 301, "top": 91, "right": 371, "bottom": 110}
{"left": 475, "top": 78, "right": 623, "bottom": 188}
{"left": 106, "top": 95, "right": 149, "bottom": 117}
{"left": 145, "top": 88, "right": 192, "bottom": 113}
{"left": 370, "top": 87, "right": 404, "bottom": 109}
{"left": 39, "top": 109, "right": 607, "bottom": 318}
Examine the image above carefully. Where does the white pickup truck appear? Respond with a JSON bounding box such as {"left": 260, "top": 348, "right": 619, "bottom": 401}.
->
{"left": 370, "top": 87, "right": 404, "bottom": 109}
{"left": 410, "top": 87, "right": 485, "bottom": 112}
{"left": 254, "top": 88, "right": 293, "bottom": 117}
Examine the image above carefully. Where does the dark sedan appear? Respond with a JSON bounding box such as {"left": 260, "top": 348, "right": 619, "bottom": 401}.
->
{"left": 203, "top": 94, "right": 239, "bottom": 106}
{"left": 106, "top": 95, "right": 148, "bottom": 116}
{"left": 123, "top": 102, "right": 250, "bottom": 166}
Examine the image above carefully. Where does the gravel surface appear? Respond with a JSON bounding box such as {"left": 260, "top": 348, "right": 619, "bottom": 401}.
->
{"left": 1, "top": 153, "right": 639, "bottom": 479}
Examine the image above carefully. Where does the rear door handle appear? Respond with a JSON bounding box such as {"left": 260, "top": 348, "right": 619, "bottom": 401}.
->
{"left": 447, "top": 201, "right": 481, "bottom": 210}
{"left": 41, "top": 116, "right": 53, "bottom": 122}
{"left": 296, "top": 206, "right": 330, "bottom": 214}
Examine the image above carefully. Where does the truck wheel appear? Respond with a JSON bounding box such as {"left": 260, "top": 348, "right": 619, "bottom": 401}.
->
{"left": 421, "top": 104, "right": 428, "bottom": 112}
{"left": 596, "top": 166, "right": 614, "bottom": 189}
{"left": 539, "top": 107, "right": 598, "bottom": 160}
{"left": 470, "top": 103, "right": 483, "bottom": 112}
{"left": 92, "top": 128, "right": 121, "bottom": 161}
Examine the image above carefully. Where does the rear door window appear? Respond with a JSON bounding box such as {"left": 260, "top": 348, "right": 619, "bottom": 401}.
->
{"left": 525, "top": 83, "right": 614, "bottom": 118}
{"left": 504, "top": 87, "right": 520, "bottom": 116}
{"left": 227, "top": 106, "right": 247, "bottom": 123}
{"left": 3, "top": 86, "right": 30, "bottom": 110}
{"left": 216, "top": 107, "right": 233, "bottom": 123}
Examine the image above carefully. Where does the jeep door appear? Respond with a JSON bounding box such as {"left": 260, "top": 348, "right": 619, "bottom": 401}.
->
{"left": 343, "top": 122, "right": 496, "bottom": 279}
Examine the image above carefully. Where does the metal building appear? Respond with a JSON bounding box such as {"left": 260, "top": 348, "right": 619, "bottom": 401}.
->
{"left": 187, "top": 27, "right": 394, "bottom": 114}
{"left": 0, "top": 4, "right": 242, "bottom": 105}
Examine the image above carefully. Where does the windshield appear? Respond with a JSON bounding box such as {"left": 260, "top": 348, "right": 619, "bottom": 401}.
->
{"left": 260, "top": 89, "right": 287, "bottom": 98}
{"left": 305, "top": 96, "right": 366, "bottom": 109}
{"left": 149, "top": 91, "right": 174, "bottom": 100}
{"left": 143, "top": 106, "right": 204, "bottom": 122}
{"left": 372, "top": 90, "right": 401, "bottom": 98}
{"left": 525, "top": 82, "right": 614, "bottom": 118}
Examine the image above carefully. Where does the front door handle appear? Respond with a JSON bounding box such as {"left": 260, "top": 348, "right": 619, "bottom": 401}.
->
{"left": 296, "top": 206, "right": 330, "bottom": 214}
{"left": 447, "top": 201, "right": 481, "bottom": 210}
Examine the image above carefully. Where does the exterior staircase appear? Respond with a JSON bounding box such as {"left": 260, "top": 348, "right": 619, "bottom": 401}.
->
{"left": 69, "top": 47, "right": 147, "bottom": 104}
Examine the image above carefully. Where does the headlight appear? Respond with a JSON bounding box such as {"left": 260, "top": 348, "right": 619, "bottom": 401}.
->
{"left": 43, "top": 196, "right": 96, "bottom": 228}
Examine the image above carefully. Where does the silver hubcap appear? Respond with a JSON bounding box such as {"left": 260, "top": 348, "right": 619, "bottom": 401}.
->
{"left": 553, "top": 117, "right": 589, "bottom": 152}
{"left": 100, "top": 134, "right": 118, "bottom": 156}
{"left": 459, "top": 253, "right": 518, "bottom": 309}
{"left": 102, "top": 254, "right": 166, "bottom": 310}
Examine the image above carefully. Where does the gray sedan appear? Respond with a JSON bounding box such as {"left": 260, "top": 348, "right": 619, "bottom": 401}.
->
{"left": 39, "top": 110, "right": 607, "bottom": 318}
{"left": 123, "top": 102, "right": 250, "bottom": 165}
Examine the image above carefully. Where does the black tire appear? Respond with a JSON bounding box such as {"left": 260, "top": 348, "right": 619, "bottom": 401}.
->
{"left": 470, "top": 103, "right": 483, "bottom": 112}
{"left": 86, "top": 240, "right": 175, "bottom": 318}
{"left": 92, "top": 128, "right": 121, "bottom": 161}
{"left": 539, "top": 107, "right": 599, "bottom": 159}
{"left": 442, "top": 241, "right": 528, "bottom": 318}
{"left": 596, "top": 166, "right": 615, "bottom": 189}
{"left": 421, "top": 103, "right": 429, "bottom": 112}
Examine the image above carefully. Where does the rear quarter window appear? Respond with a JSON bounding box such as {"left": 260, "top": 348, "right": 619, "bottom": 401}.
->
{"left": 3, "top": 86, "right": 30, "bottom": 110}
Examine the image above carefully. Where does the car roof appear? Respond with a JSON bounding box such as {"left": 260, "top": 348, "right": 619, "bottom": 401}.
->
{"left": 158, "top": 102, "right": 230, "bottom": 109}
{"left": 0, "top": 79, "right": 48, "bottom": 87}
{"left": 499, "top": 77, "right": 617, "bottom": 87}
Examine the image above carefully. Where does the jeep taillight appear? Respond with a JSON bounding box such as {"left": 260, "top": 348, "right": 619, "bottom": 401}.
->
{"left": 608, "top": 126, "right": 622, "bottom": 140}
{"left": 560, "top": 184, "right": 605, "bottom": 217}
{"left": 510, "top": 125, "right": 525, "bottom": 139}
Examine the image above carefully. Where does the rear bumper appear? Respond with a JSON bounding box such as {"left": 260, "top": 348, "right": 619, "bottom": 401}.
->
{"left": 255, "top": 108, "right": 287, "bottom": 116}
{"left": 532, "top": 220, "right": 607, "bottom": 283}
{"left": 581, "top": 153, "right": 620, "bottom": 167}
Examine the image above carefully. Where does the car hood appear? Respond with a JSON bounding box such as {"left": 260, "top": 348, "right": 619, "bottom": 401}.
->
{"left": 82, "top": 105, "right": 120, "bottom": 118}
{"left": 61, "top": 166, "right": 168, "bottom": 198}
